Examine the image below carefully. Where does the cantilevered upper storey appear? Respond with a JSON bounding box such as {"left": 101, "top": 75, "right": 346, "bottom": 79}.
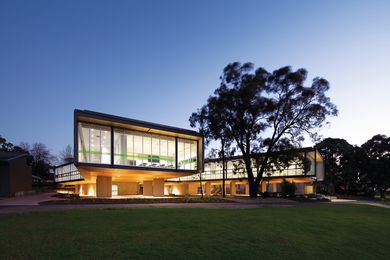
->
{"left": 74, "top": 109, "right": 204, "bottom": 182}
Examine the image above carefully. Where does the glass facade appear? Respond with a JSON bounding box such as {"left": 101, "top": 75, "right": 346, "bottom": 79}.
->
{"left": 114, "top": 129, "right": 176, "bottom": 169}
{"left": 54, "top": 163, "right": 82, "bottom": 182}
{"left": 77, "top": 122, "right": 200, "bottom": 171}
{"left": 169, "top": 151, "right": 317, "bottom": 182}
{"left": 78, "top": 123, "right": 111, "bottom": 164}
{"left": 178, "top": 138, "right": 197, "bottom": 170}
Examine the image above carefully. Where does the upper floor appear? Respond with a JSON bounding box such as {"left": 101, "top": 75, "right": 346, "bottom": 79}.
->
{"left": 74, "top": 109, "right": 204, "bottom": 173}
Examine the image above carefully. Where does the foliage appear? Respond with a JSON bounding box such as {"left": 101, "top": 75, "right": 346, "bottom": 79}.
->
{"left": 189, "top": 91, "right": 236, "bottom": 197}
{"left": 0, "top": 135, "right": 27, "bottom": 153}
{"left": 316, "top": 138, "right": 366, "bottom": 195}
{"left": 316, "top": 135, "right": 390, "bottom": 199}
{"left": 361, "top": 135, "right": 390, "bottom": 200}
{"left": 191, "top": 62, "right": 337, "bottom": 197}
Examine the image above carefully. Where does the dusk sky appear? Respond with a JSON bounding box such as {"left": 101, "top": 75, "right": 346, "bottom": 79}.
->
{"left": 1, "top": 0, "right": 390, "bottom": 157}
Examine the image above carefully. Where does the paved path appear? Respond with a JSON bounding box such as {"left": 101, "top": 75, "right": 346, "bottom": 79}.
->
{"left": 0, "top": 192, "right": 65, "bottom": 206}
{"left": 331, "top": 198, "right": 390, "bottom": 209}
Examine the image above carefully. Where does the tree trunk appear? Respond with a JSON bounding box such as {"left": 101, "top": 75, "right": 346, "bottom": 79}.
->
{"left": 222, "top": 144, "right": 226, "bottom": 198}
{"left": 242, "top": 156, "right": 257, "bottom": 198}
{"left": 249, "top": 181, "right": 259, "bottom": 198}
{"left": 199, "top": 171, "right": 203, "bottom": 198}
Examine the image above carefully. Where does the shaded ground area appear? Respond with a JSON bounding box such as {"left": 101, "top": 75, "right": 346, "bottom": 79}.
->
{"left": 0, "top": 205, "right": 389, "bottom": 259}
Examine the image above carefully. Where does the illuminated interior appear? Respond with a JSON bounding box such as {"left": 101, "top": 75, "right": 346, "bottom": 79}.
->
{"left": 77, "top": 121, "right": 200, "bottom": 171}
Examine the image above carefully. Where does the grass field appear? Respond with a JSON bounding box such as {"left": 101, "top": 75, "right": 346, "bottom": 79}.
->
{"left": 0, "top": 205, "right": 389, "bottom": 259}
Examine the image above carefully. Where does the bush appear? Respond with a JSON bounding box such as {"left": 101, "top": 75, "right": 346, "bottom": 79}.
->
{"left": 281, "top": 179, "right": 296, "bottom": 197}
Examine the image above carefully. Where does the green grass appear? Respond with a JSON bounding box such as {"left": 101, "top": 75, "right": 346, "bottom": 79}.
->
{"left": 0, "top": 205, "right": 389, "bottom": 259}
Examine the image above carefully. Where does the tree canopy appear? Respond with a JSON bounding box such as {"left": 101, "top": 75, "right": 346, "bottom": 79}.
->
{"left": 316, "top": 138, "right": 365, "bottom": 195}
{"left": 362, "top": 135, "right": 390, "bottom": 199}
{"left": 191, "top": 62, "right": 337, "bottom": 197}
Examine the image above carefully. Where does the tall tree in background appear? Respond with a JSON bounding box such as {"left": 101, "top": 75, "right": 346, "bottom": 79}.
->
{"left": 362, "top": 135, "right": 390, "bottom": 200}
{"left": 190, "top": 99, "right": 235, "bottom": 197}
{"left": 28, "top": 143, "right": 57, "bottom": 179}
{"left": 59, "top": 144, "right": 74, "bottom": 164}
{"left": 197, "top": 63, "right": 337, "bottom": 197}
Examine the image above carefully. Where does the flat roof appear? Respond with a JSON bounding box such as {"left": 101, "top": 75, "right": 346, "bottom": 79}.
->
{"left": 75, "top": 109, "right": 203, "bottom": 138}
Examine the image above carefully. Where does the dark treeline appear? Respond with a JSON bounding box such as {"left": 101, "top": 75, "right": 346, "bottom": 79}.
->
{"left": 317, "top": 135, "right": 390, "bottom": 199}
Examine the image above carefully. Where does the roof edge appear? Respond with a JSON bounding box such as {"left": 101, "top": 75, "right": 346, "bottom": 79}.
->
{"left": 74, "top": 109, "right": 202, "bottom": 137}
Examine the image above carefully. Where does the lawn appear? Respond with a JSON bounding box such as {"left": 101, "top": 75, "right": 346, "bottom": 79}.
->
{"left": 0, "top": 205, "right": 389, "bottom": 259}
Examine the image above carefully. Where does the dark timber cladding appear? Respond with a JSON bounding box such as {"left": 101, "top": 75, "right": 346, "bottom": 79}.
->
{"left": 73, "top": 109, "right": 204, "bottom": 172}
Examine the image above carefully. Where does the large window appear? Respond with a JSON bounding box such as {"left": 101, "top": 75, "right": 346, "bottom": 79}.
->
{"left": 78, "top": 122, "right": 200, "bottom": 171}
{"left": 178, "top": 138, "right": 197, "bottom": 170}
{"left": 114, "top": 129, "right": 176, "bottom": 169}
{"left": 54, "top": 163, "right": 82, "bottom": 182}
{"left": 78, "top": 123, "right": 111, "bottom": 164}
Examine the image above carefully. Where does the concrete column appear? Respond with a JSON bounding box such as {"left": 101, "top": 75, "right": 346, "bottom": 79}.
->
{"left": 205, "top": 182, "right": 211, "bottom": 196}
{"left": 96, "top": 176, "right": 112, "bottom": 197}
{"left": 188, "top": 183, "right": 198, "bottom": 195}
{"left": 177, "top": 183, "right": 189, "bottom": 196}
{"left": 261, "top": 182, "right": 266, "bottom": 193}
{"left": 75, "top": 185, "right": 80, "bottom": 195}
{"left": 230, "top": 181, "right": 236, "bottom": 195}
{"left": 153, "top": 179, "right": 165, "bottom": 197}
{"left": 245, "top": 183, "right": 250, "bottom": 195}
{"left": 143, "top": 181, "right": 153, "bottom": 196}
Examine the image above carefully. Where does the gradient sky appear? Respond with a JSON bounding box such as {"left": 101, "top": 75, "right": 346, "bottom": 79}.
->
{"left": 1, "top": 0, "right": 390, "bottom": 157}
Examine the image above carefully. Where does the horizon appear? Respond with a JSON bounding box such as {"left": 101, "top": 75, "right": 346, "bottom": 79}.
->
{"left": 1, "top": 0, "right": 390, "bottom": 157}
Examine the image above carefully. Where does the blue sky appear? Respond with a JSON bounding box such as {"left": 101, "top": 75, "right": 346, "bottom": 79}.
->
{"left": 1, "top": 0, "right": 390, "bottom": 156}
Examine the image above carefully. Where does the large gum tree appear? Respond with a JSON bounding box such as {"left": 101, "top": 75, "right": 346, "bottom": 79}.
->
{"left": 192, "top": 62, "right": 337, "bottom": 198}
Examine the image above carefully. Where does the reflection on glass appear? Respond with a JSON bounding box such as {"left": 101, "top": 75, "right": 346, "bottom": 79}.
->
{"left": 78, "top": 123, "right": 111, "bottom": 164}
{"left": 178, "top": 138, "right": 197, "bottom": 170}
{"left": 113, "top": 129, "right": 177, "bottom": 169}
